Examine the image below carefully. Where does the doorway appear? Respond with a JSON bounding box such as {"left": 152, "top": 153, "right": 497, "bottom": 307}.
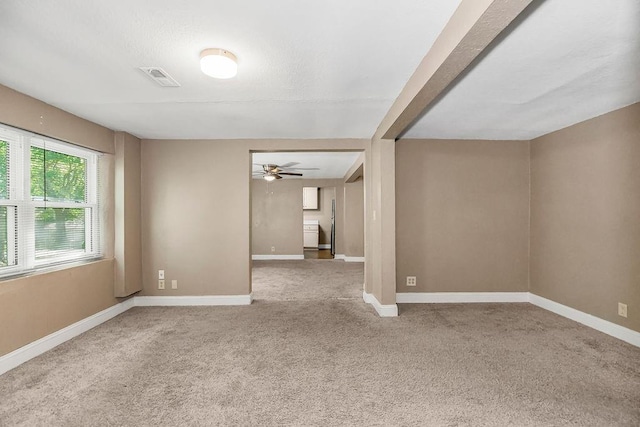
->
{"left": 250, "top": 151, "right": 365, "bottom": 301}
{"left": 303, "top": 185, "right": 336, "bottom": 259}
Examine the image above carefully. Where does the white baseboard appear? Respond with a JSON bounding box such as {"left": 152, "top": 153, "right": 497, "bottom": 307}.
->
{"left": 363, "top": 291, "right": 398, "bottom": 317}
{"left": 0, "top": 293, "right": 254, "bottom": 376}
{"left": 252, "top": 255, "right": 304, "bottom": 260}
{"left": 0, "top": 298, "right": 135, "bottom": 376}
{"left": 334, "top": 254, "right": 364, "bottom": 262}
{"left": 529, "top": 294, "right": 640, "bottom": 348}
{"left": 134, "top": 294, "right": 253, "bottom": 306}
{"left": 4, "top": 290, "right": 636, "bottom": 377}
{"left": 318, "top": 244, "right": 331, "bottom": 249}
{"left": 396, "top": 292, "right": 529, "bottom": 303}
{"left": 395, "top": 291, "right": 639, "bottom": 348}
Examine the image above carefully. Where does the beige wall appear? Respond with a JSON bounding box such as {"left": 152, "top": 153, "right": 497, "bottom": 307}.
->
{"left": 396, "top": 139, "right": 530, "bottom": 293}
{"left": 530, "top": 103, "right": 640, "bottom": 332}
{"left": 114, "top": 132, "right": 143, "bottom": 297}
{"left": 141, "top": 139, "right": 366, "bottom": 296}
{"left": 343, "top": 179, "right": 364, "bottom": 257}
{"left": 0, "top": 260, "right": 118, "bottom": 355}
{"left": 0, "top": 85, "right": 123, "bottom": 357}
{"left": 251, "top": 178, "right": 348, "bottom": 255}
{"left": 0, "top": 85, "right": 114, "bottom": 154}
{"left": 252, "top": 179, "right": 303, "bottom": 255}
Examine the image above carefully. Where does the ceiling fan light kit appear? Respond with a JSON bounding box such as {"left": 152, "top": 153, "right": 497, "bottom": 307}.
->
{"left": 200, "top": 48, "right": 238, "bottom": 79}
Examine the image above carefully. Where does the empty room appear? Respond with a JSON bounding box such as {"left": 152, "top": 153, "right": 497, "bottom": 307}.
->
{"left": 1, "top": 0, "right": 639, "bottom": 425}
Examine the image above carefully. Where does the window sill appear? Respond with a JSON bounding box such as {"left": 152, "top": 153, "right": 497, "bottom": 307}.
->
{"left": 0, "top": 256, "right": 106, "bottom": 282}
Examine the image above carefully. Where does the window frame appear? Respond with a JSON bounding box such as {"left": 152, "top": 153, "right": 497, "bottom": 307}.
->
{"left": 0, "top": 124, "right": 101, "bottom": 278}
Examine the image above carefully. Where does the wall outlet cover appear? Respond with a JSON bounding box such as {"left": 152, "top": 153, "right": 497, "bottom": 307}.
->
{"left": 618, "top": 302, "right": 627, "bottom": 318}
{"left": 158, "top": 279, "right": 165, "bottom": 290}
{"left": 406, "top": 276, "right": 417, "bottom": 287}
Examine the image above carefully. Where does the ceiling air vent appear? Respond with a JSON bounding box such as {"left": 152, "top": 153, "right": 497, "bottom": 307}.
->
{"left": 139, "top": 67, "right": 181, "bottom": 87}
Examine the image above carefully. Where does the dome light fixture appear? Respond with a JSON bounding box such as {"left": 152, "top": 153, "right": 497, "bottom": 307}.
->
{"left": 263, "top": 173, "right": 277, "bottom": 182}
{"left": 200, "top": 48, "right": 238, "bottom": 79}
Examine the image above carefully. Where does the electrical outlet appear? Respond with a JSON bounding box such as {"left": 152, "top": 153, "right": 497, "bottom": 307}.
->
{"left": 158, "top": 270, "right": 165, "bottom": 280}
{"left": 171, "top": 279, "right": 178, "bottom": 290}
{"left": 158, "top": 279, "right": 165, "bottom": 290}
{"left": 618, "top": 302, "right": 627, "bottom": 318}
{"left": 406, "top": 276, "right": 417, "bottom": 287}
{"left": 271, "top": 246, "right": 276, "bottom": 252}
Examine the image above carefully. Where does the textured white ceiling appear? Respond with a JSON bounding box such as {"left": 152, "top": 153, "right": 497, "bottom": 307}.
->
{"left": 252, "top": 152, "right": 361, "bottom": 179}
{"left": 404, "top": 0, "right": 640, "bottom": 140}
{"left": 0, "top": 0, "right": 461, "bottom": 139}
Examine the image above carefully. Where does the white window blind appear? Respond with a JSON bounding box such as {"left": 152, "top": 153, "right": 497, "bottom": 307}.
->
{"left": 0, "top": 123, "right": 102, "bottom": 277}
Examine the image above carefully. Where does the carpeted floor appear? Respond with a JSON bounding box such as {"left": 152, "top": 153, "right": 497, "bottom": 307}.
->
{"left": 251, "top": 259, "right": 363, "bottom": 301}
{"left": 1, "top": 260, "right": 639, "bottom": 426}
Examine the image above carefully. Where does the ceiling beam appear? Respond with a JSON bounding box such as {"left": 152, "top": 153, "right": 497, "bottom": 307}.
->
{"left": 344, "top": 152, "right": 365, "bottom": 183}
{"left": 374, "top": 0, "right": 535, "bottom": 140}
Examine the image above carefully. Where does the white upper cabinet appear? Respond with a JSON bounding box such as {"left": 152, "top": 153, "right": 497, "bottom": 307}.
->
{"left": 303, "top": 187, "right": 318, "bottom": 210}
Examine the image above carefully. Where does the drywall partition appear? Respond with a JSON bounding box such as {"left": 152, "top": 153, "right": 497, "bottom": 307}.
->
{"left": 140, "top": 139, "right": 366, "bottom": 297}
{"left": 252, "top": 179, "right": 303, "bottom": 256}
{"left": 0, "top": 85, "right": 119, "bottom": 357}
{"left": 364, "top": 137, "right": 396, "bottom": 309}
{"left": 114, "top": 132, "right": 143, "bottom": 297}
{"left": 530, "top": 103, "right": 640, "bottom": 333}
{"left": 343, "top": 179, "right": 364, "bottom": 258}
{"left": 395, "top": 139, "right": 530, "bottom": 294}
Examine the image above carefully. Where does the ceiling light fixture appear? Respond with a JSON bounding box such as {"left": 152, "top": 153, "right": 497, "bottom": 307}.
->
{"left": 200, "top": 48, "right": 238, "bottom": 79}
{"left": 263, "top": 173, "right": 276, "bottom": 182}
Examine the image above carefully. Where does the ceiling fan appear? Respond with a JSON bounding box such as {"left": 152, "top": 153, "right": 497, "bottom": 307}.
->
{"left": 252, "top": 162, "right": 317, "bottom": 181}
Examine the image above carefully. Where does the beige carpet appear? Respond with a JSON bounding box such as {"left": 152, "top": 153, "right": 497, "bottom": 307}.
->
{"left": 252, "top": 259, "right": 363, "bottom": 301}
{"left": 1, "top": 260, "right": 639, "bottom": 426}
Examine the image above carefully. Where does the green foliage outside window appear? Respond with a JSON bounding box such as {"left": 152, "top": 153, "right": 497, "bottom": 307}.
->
{"left": 31, "top": 147, "right": 86, "bottom": 202}
{"left": 31, "top": 147, "right": 87, "bottom": 254}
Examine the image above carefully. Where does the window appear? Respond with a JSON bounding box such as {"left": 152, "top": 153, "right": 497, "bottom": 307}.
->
{"left": 0, "top": 123, "right": 101, "bottom": 277}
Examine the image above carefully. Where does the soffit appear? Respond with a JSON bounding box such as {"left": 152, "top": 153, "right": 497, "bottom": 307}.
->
{"left": 405, "top": 0, "right": 640, "bottom": 140}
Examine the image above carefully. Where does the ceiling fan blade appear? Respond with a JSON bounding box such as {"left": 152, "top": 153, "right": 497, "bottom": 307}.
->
{"left": 275, "top": 174, "right": 283, "bottom": 179}
{"left": 252, "top": 172, "right": 264, "bottom": 175}
{"left": 278, "top": 162, "right": 299, "bottom": 169}
{"left": 278, "top": 172, "right": 303, "bottom": 176}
